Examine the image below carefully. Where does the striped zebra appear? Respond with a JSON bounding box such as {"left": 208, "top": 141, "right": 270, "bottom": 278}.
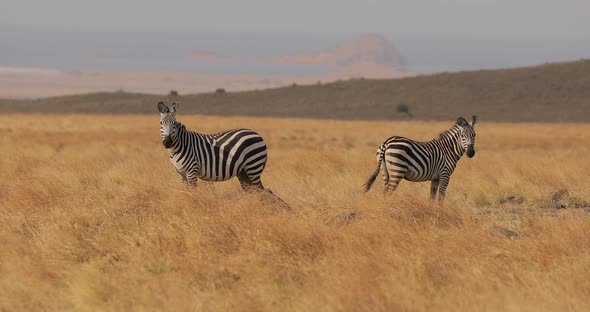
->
{"left": 364, "top": 116, "right": 478, "bottom": 202}
{"left": 158, "top": 101, "right": 268, "bottom": 190}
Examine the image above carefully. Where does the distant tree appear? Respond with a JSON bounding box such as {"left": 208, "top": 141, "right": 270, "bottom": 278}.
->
{"left": 169, "top": 90, "right": 179, "bottom": 97}
{"left": 215, "top": 88, "right": 226, "bottom": 94}
{"left": 396, "top": 102, "right": 413, "bottom": 118}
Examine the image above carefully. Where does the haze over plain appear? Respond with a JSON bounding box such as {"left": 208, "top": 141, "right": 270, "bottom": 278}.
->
{"left": 1, "top": 0, "right": 589, "bottom": 97}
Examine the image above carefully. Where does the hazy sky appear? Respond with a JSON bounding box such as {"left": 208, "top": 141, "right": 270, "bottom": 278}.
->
{"left": 2, "top": 0, "right": 589, "bottom": 36}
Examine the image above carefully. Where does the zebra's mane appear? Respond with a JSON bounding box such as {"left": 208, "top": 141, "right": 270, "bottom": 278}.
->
{"left": 176, "top": 121, "right": 188, "bottom": 132}
{"left": 437, "top": 125, "right": 461, "bottom": 141}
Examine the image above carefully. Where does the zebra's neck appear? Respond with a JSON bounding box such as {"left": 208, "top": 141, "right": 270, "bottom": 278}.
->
{"left": 168, "top": 122, "right": 190, "bottom": 156}
{"left": 436, "top": 125, "right": 465, "bottom": 161}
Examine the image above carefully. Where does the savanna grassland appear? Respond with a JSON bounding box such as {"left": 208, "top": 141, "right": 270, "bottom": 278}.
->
{"left": 1, "top": 114, "right": 590, "bottom": 311}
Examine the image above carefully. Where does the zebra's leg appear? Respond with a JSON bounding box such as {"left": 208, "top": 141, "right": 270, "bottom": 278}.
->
{"left": 384, "top": 176, "right": 403, "bottom": 193}
{"left": 175, "top": 168, "right": 188, "bottom": 184}
{"left": 384, "top": 165, "right": 406, "bottom": 194}
{"left": 437, "top": 174, "right": 451, "bottom": 203}
{"left": 243, "top": 167, "right": 265, "bottom": 191}
{"left": 381, "top": 165, "right": 390, "bottom": 189}
{"left": 186, "top": 176, "right": 198, "bottom": 188}
{"left": 186, "top": 168, "right": 199, "bottom": 187}
{"left": 239, "top": 169, "right": 291, "bottom": 210}
{"left": 430, "top": 179, "right": 440, "bottom": 200}
{"left": 237, "top": 169, "right": 266, "bottom": 191}
{"left": 237, "top": 170, "right": 255, "bottom": 191}
{"left": 177, "top": 173, "right": 188, "bottom": 184}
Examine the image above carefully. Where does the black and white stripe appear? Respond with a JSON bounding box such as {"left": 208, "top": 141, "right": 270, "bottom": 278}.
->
{"left": 364, "top": 116, "right": 478, "bottom": 202}
{"left": 158, "top": 102, "right": 268, "bottom": 190}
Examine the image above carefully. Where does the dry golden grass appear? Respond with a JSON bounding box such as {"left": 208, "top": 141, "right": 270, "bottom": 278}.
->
{"left": 1, "top": 114, "right": 590, "bottom": 311}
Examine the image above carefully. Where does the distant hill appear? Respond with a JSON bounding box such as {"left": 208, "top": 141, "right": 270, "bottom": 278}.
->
{"left": 188, "top": 33, "right": 402, "bottom": 67}
{"left": 0, "top": 34, "right": 410, "bottom": 99}
{"left": 1, "top": 60, "right": 589, "bottom": 122}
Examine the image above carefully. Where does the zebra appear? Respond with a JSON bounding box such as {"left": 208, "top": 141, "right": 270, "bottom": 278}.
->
{"left": 363, "top": 116, "right": 478, "bottom": 202}
{"left": 158, "top": 101, "right": 269, "bottom": 191}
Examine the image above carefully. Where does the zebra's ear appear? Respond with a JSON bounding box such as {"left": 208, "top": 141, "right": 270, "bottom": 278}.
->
{"left": 470, "top": 115, "right": 478, "bottom": 126}
{"left": 171, "top": 102, "right": 179, "bottom": 113}
{"left": 157, "top": 101, "right": 169, "bottom": 114}
{"left": 456, "top": 117, "right": 468, "bottom": 127}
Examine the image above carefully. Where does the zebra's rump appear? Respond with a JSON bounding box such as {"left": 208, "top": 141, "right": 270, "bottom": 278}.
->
{"left": 201, "top": 128, "right": 268, "bottom": 181}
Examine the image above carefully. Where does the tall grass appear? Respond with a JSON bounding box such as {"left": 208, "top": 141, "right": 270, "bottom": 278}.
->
{"left": 1, "top": 114, "right": 589, "bottom": 311}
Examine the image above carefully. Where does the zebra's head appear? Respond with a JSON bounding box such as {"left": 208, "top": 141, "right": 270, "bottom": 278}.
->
{"left": 456, "top": 115, "right": 478, "bottom": 158}
{"left": 158, "top": 101, "right": 179, "bottom": 149}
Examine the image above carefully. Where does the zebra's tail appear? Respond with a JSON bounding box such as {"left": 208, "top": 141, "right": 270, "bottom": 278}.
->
{"left": 363, "top": 146, "right": 386, "bottom": 192}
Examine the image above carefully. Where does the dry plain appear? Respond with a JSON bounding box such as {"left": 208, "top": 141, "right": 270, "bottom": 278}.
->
{"left": 1, "top": 114, "right": 590, "bottom": 311}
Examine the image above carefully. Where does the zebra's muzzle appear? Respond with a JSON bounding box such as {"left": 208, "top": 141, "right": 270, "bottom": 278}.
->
{"left": 466, "top": 145, "right": 475, "bottom": 158}
{"left": 163, "top": 136, "right": 173, "bottom": 148}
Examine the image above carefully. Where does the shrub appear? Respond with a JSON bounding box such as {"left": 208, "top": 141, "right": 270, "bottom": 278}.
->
{"left": 396, "top": 102, "right": 413, "bottom": 118}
